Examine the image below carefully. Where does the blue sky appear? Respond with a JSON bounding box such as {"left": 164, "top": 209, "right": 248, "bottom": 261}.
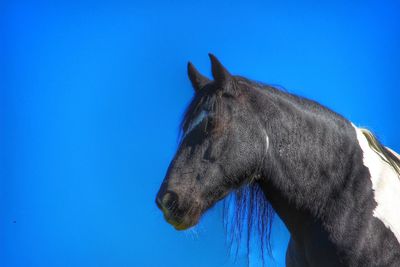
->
{"left": 2, "top": 1, "right": 400, "bottom": 266}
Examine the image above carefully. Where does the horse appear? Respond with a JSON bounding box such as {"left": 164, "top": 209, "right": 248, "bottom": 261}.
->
{"left": 155, "top": 54, "right": 400, "bottom": 266}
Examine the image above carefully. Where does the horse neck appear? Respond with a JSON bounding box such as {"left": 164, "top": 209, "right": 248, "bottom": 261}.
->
{"left": 253, "top": 87, "right": 366, "bottom": 242}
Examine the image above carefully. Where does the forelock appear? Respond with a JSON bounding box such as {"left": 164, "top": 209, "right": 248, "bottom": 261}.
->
{"left": 180, "top": 89, "right": 225, "bottom": 138}
{"left": 179, "top": 78, "right": 251, "bottom": 140}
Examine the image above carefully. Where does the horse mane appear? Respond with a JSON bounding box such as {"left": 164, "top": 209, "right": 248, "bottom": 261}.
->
{"left": 359, "top": 128, "right": 400, "bottom": 177}
{"left": 222, "top": 181, "right": 275, "bottom": 266}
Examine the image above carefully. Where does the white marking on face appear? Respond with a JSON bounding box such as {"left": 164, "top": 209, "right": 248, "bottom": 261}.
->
{"left": 353, "top": 124, "right": 400, "bottom": 243}
{"left": 183, "top": 110, "right": 209, "bottom": 138}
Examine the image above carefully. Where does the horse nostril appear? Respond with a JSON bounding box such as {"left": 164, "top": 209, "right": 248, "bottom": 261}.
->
{"left": 161, "top": 191, "right": 179, "bottom": 211}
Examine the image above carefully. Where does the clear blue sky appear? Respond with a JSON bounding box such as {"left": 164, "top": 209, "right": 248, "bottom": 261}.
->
{"left": 2, "top": 1, "right": 400, "bottom": 267}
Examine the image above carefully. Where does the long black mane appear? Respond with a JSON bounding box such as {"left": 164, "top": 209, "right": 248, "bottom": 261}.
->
{"left": 223, "top": 183, "right": 275, "bottom": 265}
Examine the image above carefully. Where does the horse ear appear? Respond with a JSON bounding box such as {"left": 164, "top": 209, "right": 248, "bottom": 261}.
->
{"left": 187, "top": 62, "right": 210, "bottom": 92}
{"left": 209, "top": 53, "right": 231, "bottom": 85}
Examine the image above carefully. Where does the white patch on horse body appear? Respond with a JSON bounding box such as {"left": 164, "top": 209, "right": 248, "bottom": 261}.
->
{"left": 353, "top": 124, "right": 400, "bottom": 243}
{"left": 183, "top": 110, "right": 209, "bottom": 138}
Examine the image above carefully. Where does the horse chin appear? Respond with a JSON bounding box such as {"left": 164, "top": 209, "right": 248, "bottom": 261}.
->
{"left": 164, "top": 210, "right": 202, "bottom": 231}
{"left": 167, "top": 196, "right": 227, "bottom": 230}
{"left": 172, "top": 221, "right": 197, "bottom": 231}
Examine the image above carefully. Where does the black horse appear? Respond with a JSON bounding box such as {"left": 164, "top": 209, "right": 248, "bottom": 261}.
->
{"left": 156, "top": 54, "right": 400, "bottom": 266}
